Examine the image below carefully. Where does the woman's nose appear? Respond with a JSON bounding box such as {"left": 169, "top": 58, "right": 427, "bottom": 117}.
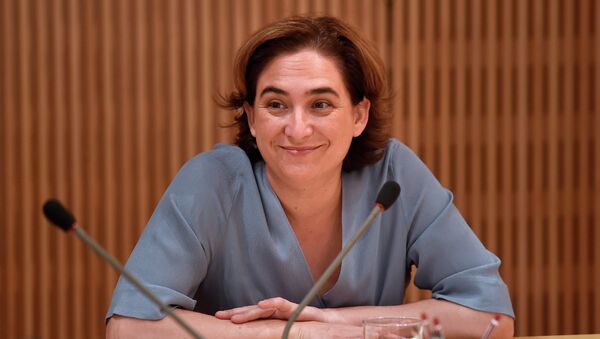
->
{"left": 284, "top": 108, "right": 313, "bottom": 140}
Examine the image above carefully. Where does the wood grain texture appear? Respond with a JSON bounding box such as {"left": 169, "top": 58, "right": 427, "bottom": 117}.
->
{"left": 594, "top": 0, "right": 600, "bottom": 332}
{"left": 0, "top": 0, "right": 597, "bottom": 336}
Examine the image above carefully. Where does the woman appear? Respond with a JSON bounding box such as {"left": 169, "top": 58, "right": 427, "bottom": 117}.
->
{"left": 106, "top": 15, "right": 514, "bottom": 338}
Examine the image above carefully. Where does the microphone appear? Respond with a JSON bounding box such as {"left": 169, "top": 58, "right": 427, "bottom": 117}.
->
{"left": 42, "top": 199, "right": 204, "bottom": 339}
{"left": 281, "top": 181, "right": 401, "bottom": 339}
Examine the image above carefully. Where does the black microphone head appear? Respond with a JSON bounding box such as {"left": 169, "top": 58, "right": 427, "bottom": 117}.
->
{"left": 376, "top": 181, "right": 401, "bottom": 210}
{"left": 43, "top": 199, "right": 76, "bottom": 231}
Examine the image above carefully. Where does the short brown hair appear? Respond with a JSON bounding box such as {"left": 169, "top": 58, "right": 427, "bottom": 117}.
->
{"left": 223, "top": 15, "right": 390, "bottom": 171}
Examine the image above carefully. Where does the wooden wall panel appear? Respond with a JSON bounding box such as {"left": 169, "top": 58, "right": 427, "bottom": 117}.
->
{"left": 595, "top": 0, "right": 600, "bottom": 334}
{"left": 596, "top": 3, "right": 600, "bottom": 332}
{"left": 531, "top": 0, "right": 545, "bottom": 332}
{"left": 596, "top": 2, "right": 600, "bottom": 332}
{"left": 0, "top": 0, "right": 598, "bottom": 337}
{"left": 1, "top": 2, "right": 16, "bottom": 339}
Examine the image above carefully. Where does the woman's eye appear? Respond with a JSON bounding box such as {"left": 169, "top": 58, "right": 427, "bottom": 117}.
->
{"left": 313, "top": 101, "right": 331, "bottom": 110}
{"left": 267, "top": 101, "right": 286, "bottom": 110}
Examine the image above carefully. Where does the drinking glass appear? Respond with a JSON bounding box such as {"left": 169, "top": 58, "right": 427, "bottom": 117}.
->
{"left": 362, "top": 316, "right": 424, "bottom": 339}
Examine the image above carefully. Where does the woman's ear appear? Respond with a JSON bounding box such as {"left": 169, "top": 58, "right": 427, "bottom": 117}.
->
{"left": 352, "top": 97, "right": 370, "bottom": 137}
{"left": 243, "top": 102, "right": 256, "bottom": 137}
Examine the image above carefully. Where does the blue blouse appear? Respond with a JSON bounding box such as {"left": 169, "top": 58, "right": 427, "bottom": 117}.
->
{"left": 106, "top": 139, "right": 514, "bottom": 320}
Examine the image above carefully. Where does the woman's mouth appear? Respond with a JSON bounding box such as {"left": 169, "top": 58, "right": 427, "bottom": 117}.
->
{"left": 280, "top": 145, "right": 321, "bottom": 155}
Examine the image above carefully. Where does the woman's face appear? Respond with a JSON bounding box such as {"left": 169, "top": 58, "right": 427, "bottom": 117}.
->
{"left": 244, "top": 49, "right": 370, "bottom": 187}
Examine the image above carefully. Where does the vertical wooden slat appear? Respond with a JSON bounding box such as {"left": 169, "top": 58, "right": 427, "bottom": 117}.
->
{"left": 531, "top": 0, "right": 545, "bottom": 333}
{"left": 16, "top": 0, "right": 35, "bottom": 336}
{"left": 454, "top": 0, "right": 467, "bottom": 216}
{"left": 547, "top": 0, "right": 560, "bottom": 333}
{"left": 422, "top": 0, "right": 435, "bottom": 170}
{"left": 49, "top": 0, "right": 69, "bottom": 336}
{"left": 148, "top": 0, "right": 166, "bottom": 201}
{"left": 183, "top": 0, "right": 198, "bottom": 159}
{"left": 99, "top": 0, "right": 118, "bottom": 323}
{"left": 561, "top": 0, "right": 575, "bottom": 333}
{"left": 215, "top": 0, "right": 235, "bottom": 144}
{"left": 247, "top": 1, "right": 262, "bottom": 43}
{"left": 133, "top": 0, "right": 151, "bottom": 235}
{"left": 214, "top": 0, "right": 227, "bottom": 143}
{"left": 29, "top": 0, "right": 42, "bottom": 335}
{"left": 594, "top": 0, "right": 600, "bottom": 331}
{"left": 82, "top": 0, "right": 103, "bottom": 335}
{"left": 374, "top": 0, "right": 387, "bottom": 68}
{"left": 341, "top": 0, "right": 357, "bottom": 25}
{"left": 500, "top": 0, "right": 515, "bottom": 323}
{"left": 116, "top": 0, "right": 135, "bottom": 314}
{"left": 296, "top": 0, "right": 309, "bottom": 15}
{"left": 438, "top": 0, "right": 451, "bottom": 184}
{"left": 577, "top": 0, "right": 592, "bottom": 331}
{"left": 281, "top": 0, "right": 297, "bottom": 17}
{"left": 0, "top": 0, "right": 5, "bottom": 333}
{"left": 326, "top": 0, "right": 342, "bottom": 17}
{"left": 484, "top": 0, "right": 499, "bottom": 258}
{"left": 1, "top": 0, "right": 17, "bottom": 337}
{"left": 33, "top": 0, "right": 51, "bottom": 335}
{"left": 515, "top": 0, "right": 529, "bottom": 333}
{"left": 469, "top": 0, "right": 483, "bottom": 238}
{"left": 313, "top": 0, "right": 326, "bottom": 14}
{"left": 361, "top": 0, "right": 373, "bottom": 41}
{"left": 200, "top": 0, "right": 214, "bottom": 150}
{"left": 406, "top": 0, "right": 420, "bottom": 151}
{"left": 0, "top": 5, "right": 5, "bottom": 335}
{"left": 112, "top": 5, "right": 135, "bottom": 334}
{"left": 393, "top": 0, "right": 412, "bottom": 303}
{"left": 231, "top": 1, "right": 247, "bottom": 66}
{"left": 263, "top": 0, "right": 279, "bottom": 23}
{"left": 390, "top": 0, "right": 405, "bottom": 141}
{"left": 66, "top": 0, "right": 85, "bottom": 336}
{"left": 15, "top": 1, "right": 34, "bottom": 336}
{"left": 166, "top": 0, "right": 183, "bottom": 176}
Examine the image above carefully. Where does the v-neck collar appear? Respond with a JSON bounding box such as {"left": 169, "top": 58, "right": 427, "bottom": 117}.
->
{"left": 254, "top": 161, "right": 353, "bottom": 307}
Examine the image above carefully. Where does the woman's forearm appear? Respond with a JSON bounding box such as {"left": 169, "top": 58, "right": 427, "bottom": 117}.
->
{"left": 106, "top": 308, "right": 364, "bottom": 339}
{"left": 323, "top": 299, "right": 514, "bottom": 339}
{"left": 106, "top": 309, "right": 287, "bottom": 339}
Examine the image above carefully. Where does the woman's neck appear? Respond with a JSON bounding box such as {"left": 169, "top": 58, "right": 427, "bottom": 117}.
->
{"left": 267, "top": 169, "right": 344, "bottom": 293}
{"left": 266, "top": 170, "right": 343, "bottom": 227}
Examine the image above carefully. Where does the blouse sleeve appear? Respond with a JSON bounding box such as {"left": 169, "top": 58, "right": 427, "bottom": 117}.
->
{"left": 105, "top": 148, "right": 239, "bottom": 321}
{"left": 392, "top": 141, "right": 514, "bottom": 317}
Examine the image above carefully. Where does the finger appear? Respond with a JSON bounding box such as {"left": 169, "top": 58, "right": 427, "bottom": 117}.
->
{"left": 258, "top": 297, "right": 296, "bottom": 312}
{"left": 230, "top": 307, "right": 277, "bottom": 324}
{"left": 258, "top": 297, "right": 323, "bottom": 322}
{"left": 214, "top": 310, "right": 233, "bottom": 319}
{"left": 215, "top": 305, "right": 258, "bottom": 319}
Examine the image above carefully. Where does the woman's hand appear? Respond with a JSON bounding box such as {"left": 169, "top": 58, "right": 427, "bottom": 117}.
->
{"left": 215, "top": 297, "right": 329, "bottom": 324}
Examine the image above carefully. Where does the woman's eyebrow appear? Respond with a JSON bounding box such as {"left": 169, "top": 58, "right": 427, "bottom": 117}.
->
{"left": 307, "top": 87, "right": 339, "bottom": 98}
{"left": 259, "top": 86, "right": 340, "bottom": 98}
{"left": 259, "top": 86, "right": 288, "bottom": 98}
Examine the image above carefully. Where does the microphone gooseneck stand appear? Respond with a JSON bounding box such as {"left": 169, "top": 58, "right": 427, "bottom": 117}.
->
{"left": 43, "top": 200, "right": 204, "bottom": 339}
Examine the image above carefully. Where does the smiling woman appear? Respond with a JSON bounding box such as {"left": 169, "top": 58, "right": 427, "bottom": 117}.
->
{"left": 225, "top": 16, "right": 390, "bottom": 172}
{"left": 243, "top": 49, "right": 371, "bottom": 296}
{"left": 105, "top": 15, "right": 514, "bottom": 339}
{"left": 245, "top": 50, "right": 369, "bottom": 190}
